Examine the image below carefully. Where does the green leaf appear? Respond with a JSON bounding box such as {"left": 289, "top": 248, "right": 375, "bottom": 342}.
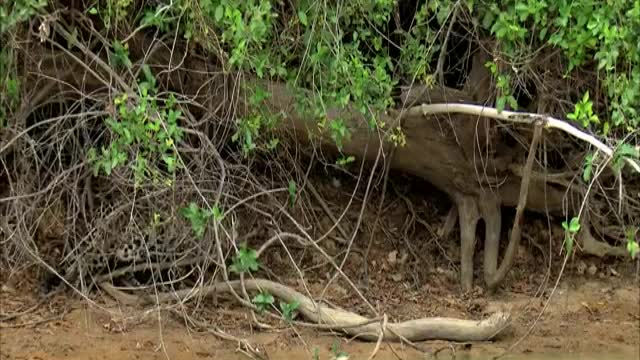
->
{"left": 337, "top": 155, "right": 355, "bottom": 167}
{"left": 250, "top": 86, "right": 271, "bottom": 104}
{"left": 436, "top": 5, "right": 450, "bottom": 25}
{"left": 569, "top": 217, "right": 581, "bottom": 233}
{"left": 561, "top": 216, "right": 580, "bottom": 256}
{"left": 481, "top": 11, "right": 495, "bottom": 30}
{"left": 626, "top": 227, "right": 639, "bottom": 259}
{"left": 229, "top": 244, "right": 260, "bottom": 274}
{"left": 267, "top": 138, "right": 279, "bottom": 150}
{"left": 162, "top": 154, "right": 176, "bottom": 173}
{"left": 583, "top": 152, "right": 594, "bottom": 182}
{"left": 496, "top": 96, "right": 506, "bottom": 113}
{"left": 253, "top": 292, "right": 274, "bottom": 305}
{"left": 279, "top": 300, "right": 300, "bottom": 322}
{"left": 252, "top": 291, "right": 275, "bottom": 313}
{"left": 215, "top": 5, "right": 224, "bottom": 22}
{"left": 6, "top": 78, "right": 19, "bottom": 99}
{"left": 103, "top": 161, "right": 113, "bottom": 176}
{"left": 612, "top": 143, "right": 640, "bottom": 173}
{"left": 288, "top": 180, "right": 296, "bottom": 207}
{"left": 298, "top": 10, "right": 308, "bottom": 26}
{"left": 564, "top": 234, "right": 574, "bottom": 255}
{"left": 141, "top": 64, "right": 156, "bottom": 90}
{"left": 180, "top": 202, "right": 211, "bottom": 239}
{"left": 615, "top": 143, "right": 639, "bottom": 159}
{"left": 627, "top": 240, "right": 639, "bottom": 259}
{"left": 211, "top": 206, "right": 223, "bottom": 220}
{"left": 539, "top": 27, "right": 548, "bottom": 41}
{"left": 89, "top": 7, "right": 98, "bottom": 15}
{"left": 185, "top": 203, "right": 200, "bottom": 219}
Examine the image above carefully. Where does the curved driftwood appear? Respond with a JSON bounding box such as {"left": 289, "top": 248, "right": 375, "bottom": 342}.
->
{"left": 100, "top": 279, "right": 511, "bottom": 342}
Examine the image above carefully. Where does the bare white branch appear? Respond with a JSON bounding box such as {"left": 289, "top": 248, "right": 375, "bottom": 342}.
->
{"left": 404, "top": 103, "right": 640, "bottom": 173}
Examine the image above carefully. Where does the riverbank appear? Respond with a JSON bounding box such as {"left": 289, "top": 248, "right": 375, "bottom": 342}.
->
{"left": 1, "top": 271, "right": 638, "bottom": 360}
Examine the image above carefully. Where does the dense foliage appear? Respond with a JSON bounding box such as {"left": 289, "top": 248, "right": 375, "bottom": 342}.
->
{"left": 3, "top": 1, "right": 639, "bottom": 137}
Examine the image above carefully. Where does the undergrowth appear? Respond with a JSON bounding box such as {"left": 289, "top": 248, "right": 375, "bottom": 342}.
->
{"left": 0, "top": 0, "right": 639, "bottom": 353}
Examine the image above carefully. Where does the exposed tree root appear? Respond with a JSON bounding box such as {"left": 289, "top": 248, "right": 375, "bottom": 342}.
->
{"left": 100, "top": 279, "right": 512, "bottom": 342}
{"left": 453, "top": 194, "right": 481, "bottom": 291}
{"left": 578, "top": 219, "right": 628, "bottom": 258}
{"left": 17, "top": 32, "right": 636, "bottom": 293}
{"left": 479, "top": 194, "right": 502, "bottom": 287}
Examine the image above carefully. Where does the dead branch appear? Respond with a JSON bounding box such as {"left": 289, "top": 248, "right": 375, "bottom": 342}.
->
{"left": 403, "top": 103, "right": 640, "bottom": 173}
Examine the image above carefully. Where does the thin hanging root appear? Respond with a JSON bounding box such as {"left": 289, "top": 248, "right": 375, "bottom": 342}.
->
{"left": 100, "top": 279, "right": 511, "bottom": 343}
{"left": 486, "top": 123, "right": 543, "bottom": 290}
{"left": 479, "top": 195, "right": 502, "bottom": 284}
{"left": 438, "top": 206, "right": 458, "bottom": 238}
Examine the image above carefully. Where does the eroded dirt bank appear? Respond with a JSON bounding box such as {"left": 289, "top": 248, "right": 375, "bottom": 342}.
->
{"left": 1, "top": 270, "right": 638, "bottom": 360}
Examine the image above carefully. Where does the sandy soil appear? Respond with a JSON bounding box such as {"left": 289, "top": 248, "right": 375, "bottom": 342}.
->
{"left": 2, "top": 267, "right": 638, "bottom": 360}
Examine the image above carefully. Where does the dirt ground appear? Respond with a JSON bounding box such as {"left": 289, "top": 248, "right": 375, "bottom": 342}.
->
{"left": 2, "top": 262, "right": 639, "bottom": 360}
{"left": 2, "top": 176, "right": 639, "bottom": 360}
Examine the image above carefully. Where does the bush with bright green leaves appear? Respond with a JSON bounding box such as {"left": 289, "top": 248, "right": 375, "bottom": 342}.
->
{"left": 87, "top": 66, "right": 185, "bottom": 186}
{"left": 143, "top": 0, "right": 638, "bottom": 158}
{"left": 3, "top": 0, "right": 638, "bottom": 150}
